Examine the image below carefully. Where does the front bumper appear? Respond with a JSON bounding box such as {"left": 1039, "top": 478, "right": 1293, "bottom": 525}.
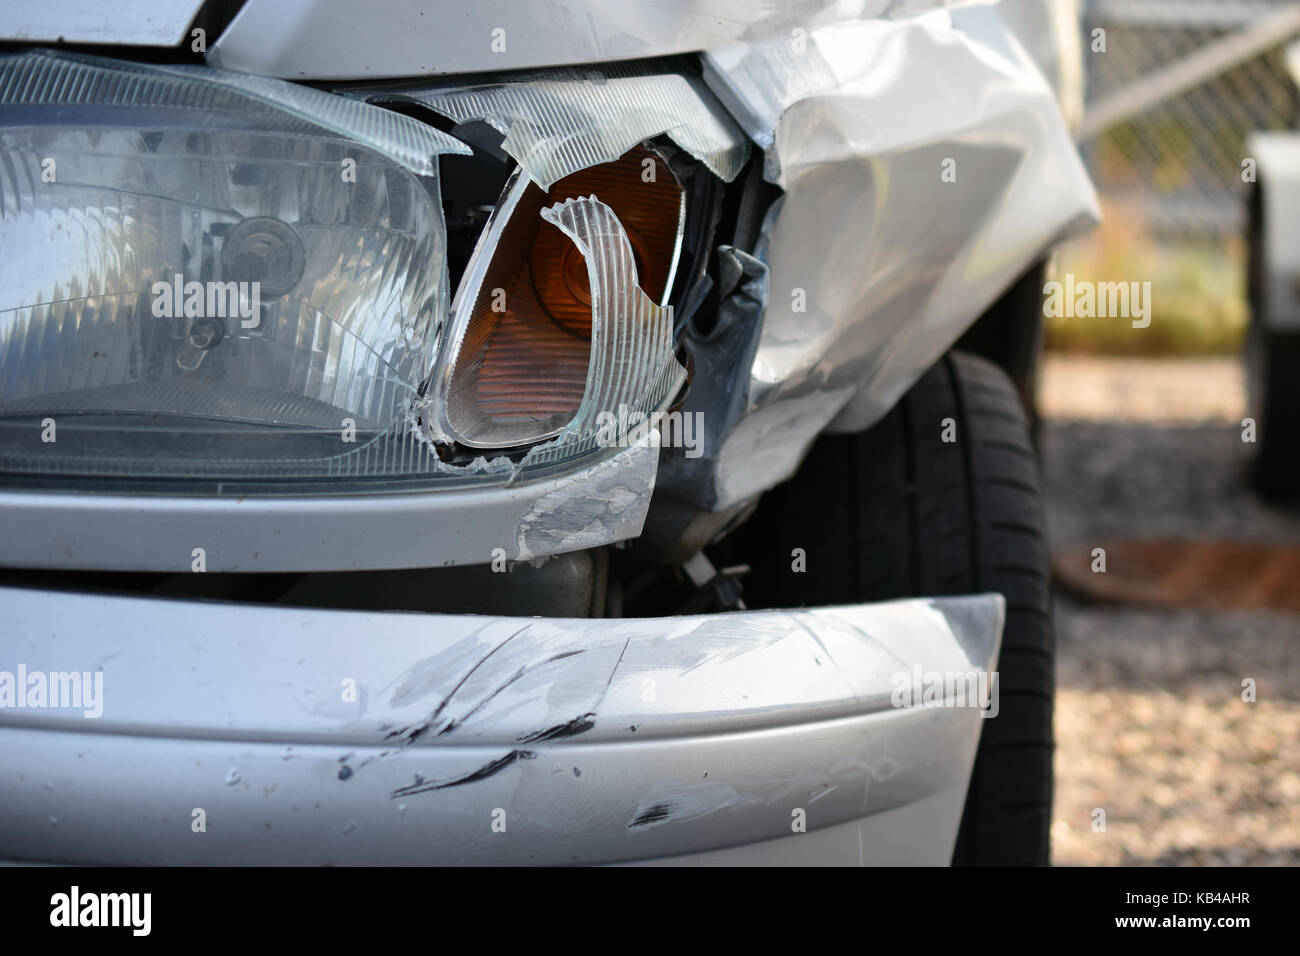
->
{"left": 0, "top": 587, "right": 1002, "bottom": 865}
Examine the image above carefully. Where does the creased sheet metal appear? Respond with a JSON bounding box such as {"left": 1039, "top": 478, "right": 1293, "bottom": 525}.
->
{"left": 349, "top": 64, "right": 749, "bottom": 189}
{"left": 206, "top": 0, "right": 956, "bottom": 80}
{"left": 697, "top": 4, "right": 1101, "bottom": 505}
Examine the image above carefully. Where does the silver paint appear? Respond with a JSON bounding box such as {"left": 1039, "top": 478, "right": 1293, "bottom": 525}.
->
{"left": 700, "top": 4, "right": 1099, "bottom": 505}
{"left": 0, "top": 0, "right": 205, "bottom": 47}
{"left": 0, "top": 431, "right": 661, "bottom": 572}
{"left": 207, "top": 0, "right": 955, "bottom": 80}
{"left": 0, "top": 0, "right": 1099, "bottom": 547}
{"left": 0, "top": 588, "right": 1002, "bottom": 864}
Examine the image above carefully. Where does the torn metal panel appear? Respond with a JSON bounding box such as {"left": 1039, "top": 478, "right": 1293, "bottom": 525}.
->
{"left": 0, "top": 586, "right": 1002, "bottom": 864}
{"left": 347, "top": 63, "right": 749, "bottom": 189}
{"left": 696, "top": 4, "right": 1100, "bottom": 465}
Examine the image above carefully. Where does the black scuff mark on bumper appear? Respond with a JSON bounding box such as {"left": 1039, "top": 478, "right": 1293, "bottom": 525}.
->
{"left": 391, "top": 750, "right": 537, "bottom": 799}
{"left": 517, "top": 712, "right": 596, "bottom": 743}
{"left": 436, "top": 649, "right": 586, "bottom": 738}
{"left": 628, "top": 802, "right": 675, "bottom": 829}
{"left": 382, "top": 624, "right": 531, "bottom": 747}
{"left": 339, "top": 635, "right": 585, "bottom": 783}
{"left": 346, "top": 631, "right": 622, "bottom": 787}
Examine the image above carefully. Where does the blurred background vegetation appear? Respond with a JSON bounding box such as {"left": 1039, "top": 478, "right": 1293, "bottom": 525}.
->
{"left": 1047, "top": 1, "right": 1299, "bottom": 357}
{"left": 1046, "top": 206, "right": 1247, "bottom": 356}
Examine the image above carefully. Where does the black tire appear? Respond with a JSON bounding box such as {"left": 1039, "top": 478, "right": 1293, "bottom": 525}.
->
{"left": 956, "top": 258, "right": 1048, "bottom": 440}
{"left": 1246, "top": 181, "right": 1300, "bottom": 499}
{"left": 739, "top": 351, "right": 1054, "bottom": 865}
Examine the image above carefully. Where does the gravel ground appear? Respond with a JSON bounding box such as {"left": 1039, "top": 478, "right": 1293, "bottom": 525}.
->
{"left": 1038, "top": 355, "right": 1246, "bottom": 425}
{"left": 1039, "top": 357, "right": 1300, "bottom": 866}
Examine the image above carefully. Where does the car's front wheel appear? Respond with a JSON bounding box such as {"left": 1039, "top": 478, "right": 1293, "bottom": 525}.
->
{"left": 742, "top": 350, "right": 1055, "bottom": 865}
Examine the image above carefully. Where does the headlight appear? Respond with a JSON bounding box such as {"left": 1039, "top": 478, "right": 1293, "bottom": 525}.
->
{"left": 0, "top": 50, "right": 734, "bottom": 493}
{"left": 0, "top": 50, "right": 471, "bottom": 488}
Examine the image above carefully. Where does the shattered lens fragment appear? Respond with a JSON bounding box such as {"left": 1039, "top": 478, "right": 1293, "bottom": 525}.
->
{"left": 439, "top": 146, "right": 686, "bottom": 450}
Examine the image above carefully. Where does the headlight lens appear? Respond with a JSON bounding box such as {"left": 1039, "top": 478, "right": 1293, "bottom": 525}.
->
{"left": 1, "top": 126, "right": 438, "bottom": 454}
{"left": 0, "top": 51, "right": 693, "bottom": 491}
{"left": 0, "top": 50, "right": 464, "bottom": 484}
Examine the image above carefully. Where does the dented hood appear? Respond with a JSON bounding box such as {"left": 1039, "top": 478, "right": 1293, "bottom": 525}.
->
{"left": 207, "top": 0, "right": 956, "bottom": 79}
{"left": 0, "top": 0, "right": 207, "bottom": 47}
{"left": 0, "top": 0, "right": 952, "bottom": 78}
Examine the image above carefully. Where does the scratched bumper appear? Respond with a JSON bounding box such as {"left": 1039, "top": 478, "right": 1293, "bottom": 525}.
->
{"left": 0, "top": 587, "right": 1002, "bottom": 865}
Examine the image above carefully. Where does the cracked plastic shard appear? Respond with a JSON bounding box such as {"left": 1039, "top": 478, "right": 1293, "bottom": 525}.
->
{"left": 404, "top": 408, "right": 516, "bottom": 477}
{"left": 350, "top": 65, "right": 749, "bottom": 190}
{"left": 517, "top": 194, "right": 685, "bottom": 469}
{"left": 405, "top": 193, "right": 678, "bottom": 521}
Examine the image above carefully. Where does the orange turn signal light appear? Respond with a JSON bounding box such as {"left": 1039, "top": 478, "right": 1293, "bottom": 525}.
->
{"left": 439, "top": 145, "right": 685, "bottom": 449}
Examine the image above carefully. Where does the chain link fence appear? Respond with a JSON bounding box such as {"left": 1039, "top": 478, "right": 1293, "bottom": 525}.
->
{"left": 1082, "top": 0, "right": 1300, "bottom": 238}
{"left": 1050, "top": 0, "right": 1300, "bottom": 353}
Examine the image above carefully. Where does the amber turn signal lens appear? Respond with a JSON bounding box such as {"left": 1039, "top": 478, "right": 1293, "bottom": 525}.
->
{"left": 441, "top": 146, "right": 685, "bottom": 449}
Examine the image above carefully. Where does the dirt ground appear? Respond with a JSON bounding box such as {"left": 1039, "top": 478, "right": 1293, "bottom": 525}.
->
{"left": 1039, "top": 356, "right": 1300, "bottom": 865}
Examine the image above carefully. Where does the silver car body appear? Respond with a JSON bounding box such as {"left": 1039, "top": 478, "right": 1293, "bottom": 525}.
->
{"left": 0, "top": 0, "right": 1096, "bottom": 864}
{"left": 1, "top": 587, "right": 1001, "bottom": 865}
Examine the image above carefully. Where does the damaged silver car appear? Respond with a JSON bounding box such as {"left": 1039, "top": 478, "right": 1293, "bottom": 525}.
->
{"left": 0, "top": 0, "right": 1098, "bottom": 865}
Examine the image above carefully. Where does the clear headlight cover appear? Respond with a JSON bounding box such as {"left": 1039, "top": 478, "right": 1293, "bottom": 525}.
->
{"left": 0, "top": 50, "right": 471, "bottom": 485}
{"left": 0, "top": 51, "right": 693, "bottom": 492}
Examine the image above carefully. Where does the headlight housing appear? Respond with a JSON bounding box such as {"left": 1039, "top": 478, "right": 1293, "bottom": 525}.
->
{"left": 0, "top": 50, "right": 740, "bottom": 493}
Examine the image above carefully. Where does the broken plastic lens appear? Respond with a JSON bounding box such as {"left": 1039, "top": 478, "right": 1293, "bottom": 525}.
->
{"left": 440, "top": 146, "right": 686, "bottom": 449}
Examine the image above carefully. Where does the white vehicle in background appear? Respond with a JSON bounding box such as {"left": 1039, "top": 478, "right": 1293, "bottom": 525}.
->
{"left": 1247, "top": 40, "right": 1300, "bottom": 497}
{"left": 0, "top": 0, "right": 1097, "bottom": 865}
